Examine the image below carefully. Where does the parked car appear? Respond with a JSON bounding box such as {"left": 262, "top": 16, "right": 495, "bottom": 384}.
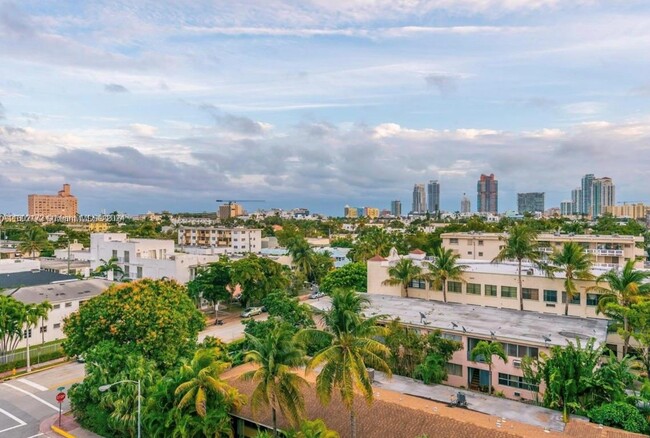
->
{"left": 240, "top": 307, "right": 263, "bottom": 318}
{"left": 309, "top": 291, "right": 325, "bottom": 299}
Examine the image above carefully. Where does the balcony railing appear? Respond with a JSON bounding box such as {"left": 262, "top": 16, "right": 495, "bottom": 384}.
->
{"left": 585, "top": 249, "right": 623, "bottom": 256}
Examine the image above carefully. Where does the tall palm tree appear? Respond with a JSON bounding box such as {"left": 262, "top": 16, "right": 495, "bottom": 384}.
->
{"left": 469, "top": 341, "right": 508, "bottom": 395}
{"left": 242, "top": 323, "right": 309, "bottom": 437}
{"left": 296, "top": 289, "right": 391, "bottom": 438}
{"left": 492, "top": 225, "right": 541, "bottom": 311}
{"left": 425, "top": 247, "right": 468, "bottom": 303}
{"left": 175, "top": 349, "right": 244, "bottom": 418}
{"left": 287, "top": 237, "right": 316, "bottom": 282}
{"left": 547, "top": 242, "right": 594, "bottom": 316}
{"left": 592, "top": 259, "right": 650, "bottom": 355}
{"left": 382, "top": 258, "right": 422, "bottom": 298}
{"left": 94, "top": 257, "right": 124, "bottom": 280}
{"left": 23, "top": 304, "right": 41, "bottom": 372}
{"left": 18, "top": 228, "right": 45, "bottom": 259}
{"left": 36, "top": 301, "right": 53, "bottom": 346}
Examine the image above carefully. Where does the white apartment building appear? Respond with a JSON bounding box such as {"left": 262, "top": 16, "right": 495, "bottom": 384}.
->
{"left": 177, "top": 227, "right": 262, "bottom": 253}
{"left": 90, "top": 233, "right": 222, "bottom": 283}
{"left": 441, "top": 231, "right": 646, "bottom": 269}
{"left": 4, "top": 278, "right": 113, "bottom": 348}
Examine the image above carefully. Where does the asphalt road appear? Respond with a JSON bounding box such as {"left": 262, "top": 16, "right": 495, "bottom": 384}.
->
{"left": 0, "top": 362, "right": 85, "bottom": 438}
{"left": 199, "top": 313, "right": 268, "bottom": 343}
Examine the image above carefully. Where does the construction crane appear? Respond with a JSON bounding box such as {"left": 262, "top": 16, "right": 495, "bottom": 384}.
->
{"left": 215, "top": 199, "right": 265, "bottom": 206}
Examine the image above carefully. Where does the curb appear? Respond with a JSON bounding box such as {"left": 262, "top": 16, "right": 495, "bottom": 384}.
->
{"left": 1, "top": 359, "right": 74, "bottom": 381}
{"left": 51, "top": 424, "right": 76, "bottom": 438}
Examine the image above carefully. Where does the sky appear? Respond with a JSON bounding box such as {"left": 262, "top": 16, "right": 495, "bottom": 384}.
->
{"left": 1, "top": 0, "right": 650, "bottom": 216}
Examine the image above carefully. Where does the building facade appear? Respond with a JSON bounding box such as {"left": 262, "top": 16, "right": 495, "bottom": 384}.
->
{"left": 343, "top": 205, "right": 358, "bottom": 218}
{"left": 27, "top": 184, "right": 78, "bottom": 218}
{"left": 412, "top": 184, "right": 426, "bottom": 214}
{"left": 177, "top": 227, "right": 262, "bottom": 253}
{"left": 218, "top": 203, "right": 244, "bottom": 219}
{"left": 477, "top": 174, "right": 498, "bottom": 214}
{"left": 517, "top": 192, "right": 545, "bottom": 214}
{"left": 605, "top": 203, "right": 650, "bottom": 220}
{"left": 571, "top": 188, "right": 581, "bottom": 215}
{"left": 560, "top": 201, "right": 574, "bottom": 216}
{"left": 591, "top": 177, "right": 616, "bottom": 218}
{"left": 364, "top": 207, "right": 380, "bottom": 219}
{"left": 460, "top": 193, "right": 471, "bottom": 213}
{"left": 427, "top": 180, "right": 440, "bottom": 214}
{"left": 580, "top": 174, "right": 594, "bottom": 216}
{"left": 440, "top": 231, "right": 645, "bottom": 269}
{"left": 390, "top": 200, "right": 402, "bottom": 217}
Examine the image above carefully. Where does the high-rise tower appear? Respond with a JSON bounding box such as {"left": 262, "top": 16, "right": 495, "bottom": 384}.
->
{"left": 427, "top": 180, "right": 440, "bottom": 214}
{"left": 477, "top": 174, "right": 498, "bottom": 214}
{"left": 412, "top": 184, "right": 426, "bottom": 214}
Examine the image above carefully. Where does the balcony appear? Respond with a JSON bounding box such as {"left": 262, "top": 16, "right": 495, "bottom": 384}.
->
{"left": 585, "top": 249, "right": 623, "bottom": 256}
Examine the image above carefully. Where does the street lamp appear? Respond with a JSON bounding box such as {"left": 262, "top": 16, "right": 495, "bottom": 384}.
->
{"left": 98, "top": 380, "right": 141, "bottom": 438}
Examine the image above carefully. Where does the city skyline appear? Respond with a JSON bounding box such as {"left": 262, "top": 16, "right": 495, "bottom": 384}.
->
{"left": 1, "top": 2, "right": 650, "bottom": 215}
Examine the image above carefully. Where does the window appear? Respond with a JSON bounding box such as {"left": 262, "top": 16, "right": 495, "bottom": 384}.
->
{"left": 446, "top": 363, "right": 463, "bottom": 376}
{"left": 478, "top": 252, "right": 484, "bottom": 257}
{"left": 543, "top": 290, "right": 557, "bottom": 303}
{"left": 124, "top": 265, "right": 130, "bottom": 277}
{"left": 485, "top": 285, "right": 497, "bottom": 297}
{"left": 478, "top": 240, "right": 484, "bottom": 246}
{"left": 409, "top": 279, "right": 426, "bottom": 289}
{"left": 467, "top": 283, "right": 481, "bottom": 295}
{"left": 587, "top": 293, "right": 599, "bottom": 306}
{"left": 450, "top": 238, "right": 459, "bottom": 245}
{"left": 53, "top": 304, "right": 60, "bottom": 309}
{"left": 562, "top": 292, "right": 581, "bottom": 305}
{"left": 54, "top": 323, "right": 61, "bottom": 329}
{"left": 23, "top": 329, "right": 32, "bottom": 338}
{"left": 137, "top": 266, "right": 143, "bottom": 279}
{"left": 502, "top": 343, "right": 538, "bottom": 359}
{"left": 40, "top": 325, "right": 47, "bottom": 333}
{"left": 448, "top": 281, "right": 462, "bottom": 293}
{"left": 441, "top": 333, "right": 462, "bottom": 343}
{"left": 112, "top": 249, "right": 118, "bottom": 259}
{"left": 124, "top": 251, "right": 130, "bottom": 263}
{"left": 467, "top": 251, "right": 472, "bottom": 255}
{"left": 498, "top": 373, "right": 538, "bottom": 392}
{"left": 501, "top": 286, "right": 517, "bottom": 299}
{"left": 522, "top": 288, "right": 539, "bottom": 301}
{"left": 65, "top": 302, "right": 72, "bottom": 308}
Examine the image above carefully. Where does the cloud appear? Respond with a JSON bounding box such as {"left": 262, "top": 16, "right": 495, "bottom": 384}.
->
{"left": 197, "top": 104, "right": 271, "bottom": 136}
{"left": 563, "top": 101, "right": 606, "bottom": 116}
{"left": 129, "top": 123, "right": 157, "bottom": 137}
{"left": 104, "top": 83, "right": 129, "bottom": 93}
{"left": 424, "top": 73, "right": 460, "bottom": 96}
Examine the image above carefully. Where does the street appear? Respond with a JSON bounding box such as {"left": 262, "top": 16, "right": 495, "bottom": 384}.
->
{"left": 0, "top": 362, "right": 85, "bottom": 438}
{"left": 0, "top": 316, "right": 265, "bottom": 437}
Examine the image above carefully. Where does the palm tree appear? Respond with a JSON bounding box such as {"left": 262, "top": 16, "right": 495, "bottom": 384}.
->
{"left": 592, "top": 259, "right": 650, "bottom": 355}
{"left": 382, "top": 258, "right": 422, "bottom": 298}
{"left": 18, "top": 228, "right": 45, "bottom": 259}
{"left": 23, "top": 304, "right": 41, "bottom": 372}
{"left": 287, "top": 237, "right": 316, "bottom": 282}
{"left": 296, "top": 289, "right": 391, "bottom": 438}
{"left": 242, "top": 323, "right": 309, "bottom": 437}
{"left": 492, "top": 225, "right": 541, "bottom": 311}
{"left": 35, "top": 301, "right": 53, "bottom": 346}
{"left": 94, "top": 257, "right": 124, "bottom": 280}
{"left": 425, "top": 247, "right": 468, "bottom": 303}
{"left": 175, "top": 348, "right": 244, "bottom": 418}
{"left": 286, "top": 419, "right": 340, "bottom": 438}
{"left": 469, "top": 341, "right": 508, "bottom": 395}
{"left": 547, "top": 242, "right": 594, "bottom": 316}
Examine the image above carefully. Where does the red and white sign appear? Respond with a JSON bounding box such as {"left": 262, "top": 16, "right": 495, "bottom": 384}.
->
{"left": 56, "top": 392, "right": 66, "bottom": 403}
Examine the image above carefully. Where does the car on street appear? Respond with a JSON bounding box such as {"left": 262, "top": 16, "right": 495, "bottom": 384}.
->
{"left": 240, "top": 306, "right": 263, "bottom": 318}
{"left": 309, "top": 291, "right": 325, "bottom": 299}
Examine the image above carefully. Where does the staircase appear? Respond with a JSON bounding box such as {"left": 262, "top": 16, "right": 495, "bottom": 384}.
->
{"left": 469, "top": 369, "right": 480, "bottom": 390}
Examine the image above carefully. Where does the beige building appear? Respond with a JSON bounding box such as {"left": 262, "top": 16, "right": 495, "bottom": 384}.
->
{"left": 218, "top": 203, "right": 244, "bottom": 219}
{"left": 28, "top": 184, "right": 78, "bottom": 217}
{"left": 364, "top": 207, "right": 380, "bottom": 219}
{"left": 605, "top": 203, "right": 650, "bottom": 220}
{"left": 178, "top": 227, "right": 262, "bottom": 253}
{"left": 441, "top": 231, "right": 645, "bottom": 269}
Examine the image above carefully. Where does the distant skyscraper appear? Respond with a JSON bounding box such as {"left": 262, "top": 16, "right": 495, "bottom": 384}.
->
{"left": 560, "top": 201, "right": 574, "bottom": 216}
{"left": 343, "top": 205, "right": 358, "bottom": 218}
{"left": 477, "top": 174, "right": 498, "bottom": 214}
{"left": 591, "top": 177, "right": 615, "bottom": 218}
{"left": 412, "top": 184, "right": 426, "bottom": 214}
{"left": 571, "top": 188, "right": 581, "bottom": 215}
{"left": 390, "top": 200, "right": 402, "bottom": 217}
{"left": 517, "top": 192, "right": 545, "bottom": 214}
{"left": 427, "top": 180, "right": 440, "bottom": 214}
{"left": 460, "top": 193, "right": 471, "bottom": 213}
{"left": 580, "top": 174, "right": 595, "bottom": 216}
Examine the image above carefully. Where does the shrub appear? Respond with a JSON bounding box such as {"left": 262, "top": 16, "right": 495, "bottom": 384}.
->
{"left": 588, "top": 402, "right": 648, "bottom": 434}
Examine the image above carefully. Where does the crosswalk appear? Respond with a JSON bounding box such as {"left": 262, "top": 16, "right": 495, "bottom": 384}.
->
{"left": 0, "top": 376, "right": 62, "bottom": 437}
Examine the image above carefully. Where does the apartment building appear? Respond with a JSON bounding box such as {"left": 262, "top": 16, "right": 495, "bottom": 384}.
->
{"left": 311, "top": 294, "right": 608, "bottom": 401}
{"left": 477, "top": 174, "right": 498, "bottom": 214}
{"left": 177, "top": 227, "right": 262, "bottom": 253}
{"left": 27, "top": 184, "right": 78, "bottom": 217}
{"left": 3, "top": 278, "right": 113, "bottom": 348}
{"left": 440, "top": 231, "right": 645, "bottom": 269}
{"left": 90, "top": 233, "right": 222, "bottom": 283}
{"left": 605, "top": 203, "right": 650, "bottom": 220}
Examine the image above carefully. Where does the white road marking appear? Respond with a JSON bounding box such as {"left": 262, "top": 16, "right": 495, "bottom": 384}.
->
{"left": 17, "top": 378, "right": 49, "bottom": 392}
{"left": 3, "top": 383, "right": 59, "bottom": 411}
{"left": 0, "top": 407, "right": 27, "bottom": 434}
{"left": 26, "top": 434, "right": 45, "bottom": 437}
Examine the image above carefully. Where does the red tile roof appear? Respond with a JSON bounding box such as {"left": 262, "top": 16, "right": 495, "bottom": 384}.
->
{"left": 368, "top": 255, "right": 387, "bottom": 261}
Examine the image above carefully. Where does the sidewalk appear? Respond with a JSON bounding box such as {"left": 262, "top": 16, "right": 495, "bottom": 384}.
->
{"left": 40, "top": 412, "right": 102, "bottom": 438}
{"left": 0, "top": 357, "right": 70, "bottom": 380}
{"left": 373, "top": 371, "right": 566, "bottom": 432}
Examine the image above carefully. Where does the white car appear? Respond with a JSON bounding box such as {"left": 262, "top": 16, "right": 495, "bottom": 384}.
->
{"left": 240, "top": 307, "right": 263, "bottom": 318}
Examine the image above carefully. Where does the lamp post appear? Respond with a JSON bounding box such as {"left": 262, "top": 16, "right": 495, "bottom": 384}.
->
{"left": 99, "top": 380, "right": 141, "bottom": 438}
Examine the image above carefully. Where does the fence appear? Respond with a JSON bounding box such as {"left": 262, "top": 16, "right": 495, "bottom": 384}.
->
{"left": 0, "top": 342, "right": 65, "bottom": 367}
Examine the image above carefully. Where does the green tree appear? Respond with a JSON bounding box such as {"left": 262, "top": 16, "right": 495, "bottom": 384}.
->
{"left": 296, "top": 289, "right": 391, "bottom": 438}
{"left": 286, "top": 419, "right": 340, "bottom": 438}
{"left": 593, "top": 259, "right": 650, "bottom": 355}
{"left": 231, "top": 255, "right": 289, "bottom": 307}
{"left": 242, "top": 323, "right": 308, "bottom": 436}
{"left": 425, "top": 247, "right": 468, "bottom": 303}
{"left": 18, "top": 227, "right": 46, "bottom": 258}
{"left": 63, "top": 279, "right": 205, "bottom": 371}
{"left": 588, "top": 402, "right": 648, "bottom": 434}
{"left": 347, "top": 228, "right": 393, "bottom": 262}
{"left": 187, "top": 258, "right": 232, "bottom": 309}
{"left": 23, "top": 303, "right": 47, "bottom": 372}
{"left": 415, "top": 354, "right": 447, "bottom": 384}
{"left": 94, "top": 257, "right": 125, "bottom": 280}
{"left": 0, "top": 295, "right": 26, "bottom": 364}
{"left": 320, "top": 263, "right": 367, "bottom": 294}
{"left": 547, "top": 242, "right": 594, "bottom": 316}
{"left": 492, "top": 225, "right": 541, "bottom": 311}
{"left": 382, "top": 258, "right": 423, "bottom": 298}
{"left": 469, "top": 341, "right": 507, "bottom": 395}
{"left": 625, "top": 300, "right": 650, "bottom": 375}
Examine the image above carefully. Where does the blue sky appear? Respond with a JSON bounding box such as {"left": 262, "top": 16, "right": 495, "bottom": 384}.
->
{"left": 1, "top": 0, "right": 650, "bottom": 215}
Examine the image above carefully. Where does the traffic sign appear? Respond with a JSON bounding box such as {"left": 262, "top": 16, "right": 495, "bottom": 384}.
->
{"left": 56, "top": 392, "right": 66, "bottom": 403}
